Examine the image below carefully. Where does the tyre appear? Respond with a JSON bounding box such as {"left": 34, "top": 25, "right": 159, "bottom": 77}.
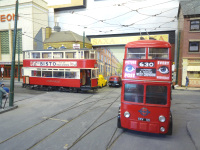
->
{"left": 167, "top": 113, "right": 173, "bottom": 135}
{"left": 117, "top": 107, "right": 121, "bottom": 128}
{"left": 117, "top": 116, "right": 121, "bottom": 128}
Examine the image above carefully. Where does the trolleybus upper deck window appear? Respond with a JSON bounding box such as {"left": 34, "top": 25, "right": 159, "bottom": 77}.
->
{"left": 148, "top": 48, "right": 169, "bottom": 60}
{"left": 124, "top": 84, "right": 144, "bottom": 103}
{"left": 146, "top": 85, "right": 167, "bottom": 105}
{"left": 127, "top": 48, "right": 146, "bottom": 59}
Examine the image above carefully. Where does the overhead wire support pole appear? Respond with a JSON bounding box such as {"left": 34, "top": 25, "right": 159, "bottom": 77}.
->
{"left": 9, "top": 0, "right": 19, "bottom": 107}
{"left": 83, "top": 31, "right": 85, "bottom": 48}
{"left": 18, "top": 31, "right": 20, "bottom": 82}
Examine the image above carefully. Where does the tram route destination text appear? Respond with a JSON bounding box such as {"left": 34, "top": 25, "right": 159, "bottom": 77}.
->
{"left": 30, "top": 61, "right": 77, "bottom": 67}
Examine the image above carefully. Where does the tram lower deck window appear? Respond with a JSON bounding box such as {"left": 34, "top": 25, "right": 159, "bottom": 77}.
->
{"left": 124, "top": 84, "right": 144, "bottom": 103}
{"left": 146, "top": 85, "right": 167, "bottom": 105}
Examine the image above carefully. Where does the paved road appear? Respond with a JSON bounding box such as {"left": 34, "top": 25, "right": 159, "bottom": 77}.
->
{"left": 0, "top": 85, "right": 200, "bottom": 150}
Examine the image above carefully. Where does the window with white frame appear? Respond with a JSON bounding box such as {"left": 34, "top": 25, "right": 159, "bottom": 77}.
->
{"left": 189, "top": 42, "right": 199, "bottom": 52}
{"left": 190, "top": 20, "right": 200, "bottom": 31}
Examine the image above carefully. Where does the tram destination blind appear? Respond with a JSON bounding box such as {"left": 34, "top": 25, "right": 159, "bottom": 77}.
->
{"left": 136, "top": 68, "right": 156, "bottom": 77}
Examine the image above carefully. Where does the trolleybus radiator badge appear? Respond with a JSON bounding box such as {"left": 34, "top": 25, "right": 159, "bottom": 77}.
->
{"left": 139, "top": 108, "right": 150, "bottom": 116}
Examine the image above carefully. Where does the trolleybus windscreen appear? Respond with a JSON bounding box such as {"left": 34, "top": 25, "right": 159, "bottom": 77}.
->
{"left": 146, "top": 85, "right": 167, "bottom": 105}
{"left": 124, "top": 84, "right": 144, "bottom": 103}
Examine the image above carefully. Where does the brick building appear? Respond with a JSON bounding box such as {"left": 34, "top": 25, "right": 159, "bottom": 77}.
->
{"left": 95, "top": 47, "right": 120, "bottom": 78}
{"left": 177, "top": 1, "right": 200, "bottom": 87}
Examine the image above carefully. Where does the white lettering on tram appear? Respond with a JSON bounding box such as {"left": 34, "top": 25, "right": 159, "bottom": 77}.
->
{"left": 31, "top": 61, "right": 77, "bottom": 67}
{"left": 157, "top": 61, "right": 169, "bottom": 65}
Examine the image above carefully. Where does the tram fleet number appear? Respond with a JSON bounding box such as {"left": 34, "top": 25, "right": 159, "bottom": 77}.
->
{"left": 138, "top": 62, "right": 154, "bottom": 67}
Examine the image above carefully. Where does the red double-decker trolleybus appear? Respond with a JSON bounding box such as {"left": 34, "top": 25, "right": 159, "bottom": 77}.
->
{"left": 22, "top": 49, "right": 98, "bottom": 92}
{"left": 118, "top": 40, "right": 172, "bottom": 135}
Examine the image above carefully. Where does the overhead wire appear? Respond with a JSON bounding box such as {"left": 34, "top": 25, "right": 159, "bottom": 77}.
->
{"left": 17, "top": 0, "right": 195, "bottom": 34}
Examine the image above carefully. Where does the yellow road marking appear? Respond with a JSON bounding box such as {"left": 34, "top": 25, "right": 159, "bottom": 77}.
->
{"left": 63, "top": 144, "right": 68, "bottom": 149}
{"left": 42, "top": 117, "right": 68, "bottom": 123}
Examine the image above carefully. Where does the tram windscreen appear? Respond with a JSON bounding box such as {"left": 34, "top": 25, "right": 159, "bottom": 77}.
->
{"left": 148, "top": 48, "right": 168, "bottom": 59}
{"left": 146, "top": 85, "right": 167, "bottom": 105}
{"left": 124, "top": 84, "right": 144, "bottom": 103}
{"left": 127, "top": 48, "right": 145, "bottom": 59}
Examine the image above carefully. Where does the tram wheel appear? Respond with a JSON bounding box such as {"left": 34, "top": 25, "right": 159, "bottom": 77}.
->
{"left": 47, "top": 87, "right": 52, "bottom": 91}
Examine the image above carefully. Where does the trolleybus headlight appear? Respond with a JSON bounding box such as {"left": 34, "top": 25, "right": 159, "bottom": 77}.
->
{"left": 124, "top": 111, "right": 130, "bottom": 118}
{"left": 159, "top": 115, "right": 166, "bottom": 122}
{"left": 160, "top": 127, "right": 165, "bottom": 132}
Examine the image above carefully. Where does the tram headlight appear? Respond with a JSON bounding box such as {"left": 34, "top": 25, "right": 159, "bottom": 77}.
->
{"left": 124, "top": 111, "right": 130, "bottom": 118}
{"left": 159, "top": 115, "right": 166, "bottom": 122}
{"left": 160, "top": 127, "right": 165, "bottom": 132}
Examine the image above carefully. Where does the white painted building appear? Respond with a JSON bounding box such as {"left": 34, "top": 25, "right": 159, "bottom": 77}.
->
{"left": 0, "top": 0, "right": 48, "bottom": 77}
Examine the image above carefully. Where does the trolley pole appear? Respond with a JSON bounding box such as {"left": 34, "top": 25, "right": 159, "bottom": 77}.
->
{"left": 9, "top": 0, "right": 19, "bottom": 107}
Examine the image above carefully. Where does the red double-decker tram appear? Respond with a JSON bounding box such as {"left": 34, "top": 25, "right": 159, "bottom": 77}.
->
{"left": 22, "top": 49, "right": 98, "bottom": 92}
{"left": 118, "top": 40, "right": 173, "bottom": 135}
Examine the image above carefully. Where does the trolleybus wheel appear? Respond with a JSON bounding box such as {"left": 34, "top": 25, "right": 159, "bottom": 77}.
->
{"left": 117, "top": 107, "right": 121, "bottom": 128}
{"left": 167, "top": 113, "right": 173, "bottom": 135}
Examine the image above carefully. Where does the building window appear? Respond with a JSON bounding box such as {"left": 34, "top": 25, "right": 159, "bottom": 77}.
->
{"left": 101, "top": 54, "right": 103, "bottom": 61}
{"left": 189, "top": 42, "right": 199, "bottom": 52}
{"left": 12, "top": 29, "right": 22, "bottom": 54}
{"left": 0, "top": 31, "right": 9, "bottom": 54}
{"left": 188, "top": 71, "right": 200, "bottom": 79}
{"left": 190, "top": 20, "right": 200, "bottom": 31}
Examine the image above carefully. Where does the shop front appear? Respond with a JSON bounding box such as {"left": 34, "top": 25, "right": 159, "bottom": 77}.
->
{"left": 182, "top": 59, "right": 200, "bottom": 87}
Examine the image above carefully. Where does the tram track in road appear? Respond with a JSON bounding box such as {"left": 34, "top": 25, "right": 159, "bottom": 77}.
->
{"left": 0, "top": 87, "right": 119, "bottom": 149}
{"left": 66, "top": 95, "right": 121, "bottom": 150}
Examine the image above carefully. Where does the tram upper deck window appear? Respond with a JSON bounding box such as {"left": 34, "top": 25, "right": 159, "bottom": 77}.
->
{"left": 84, "top": 51, "right": 89, "bottom": 59}
{"left": 146, "top": 85, "right": 167, "bottom": 105}
{"left": 124, "top": 84, "right": 144, "bottom": 103}
{"left": 65, "top": 52, "right": 77, "bottom": 59}
{"left": 25, "top": 52, "right": 30, "bottom": 59}
{"left": 90, "top": 51, "right": 95, "bottom": 59}
{"left": 127, "top": 48, "right": 146, "bottom": 59}
{"left": 53, "top": 52, "right": 63, "bottom": 58}
{"left": 32, "top": 52, "right": 40, "bottom": 58}
{"left": 148, "top": 48, "right": 169, "bottom": 60}
{"left": 42, "top": 52, "right": 52, "bottom": 59}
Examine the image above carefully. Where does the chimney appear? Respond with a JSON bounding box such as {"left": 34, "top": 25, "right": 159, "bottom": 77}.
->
{"left": 54, "top": 22, "right": 61, "bottom": 32}
{"left": 45, "top": 27, "right": 52, "bottom": 39}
